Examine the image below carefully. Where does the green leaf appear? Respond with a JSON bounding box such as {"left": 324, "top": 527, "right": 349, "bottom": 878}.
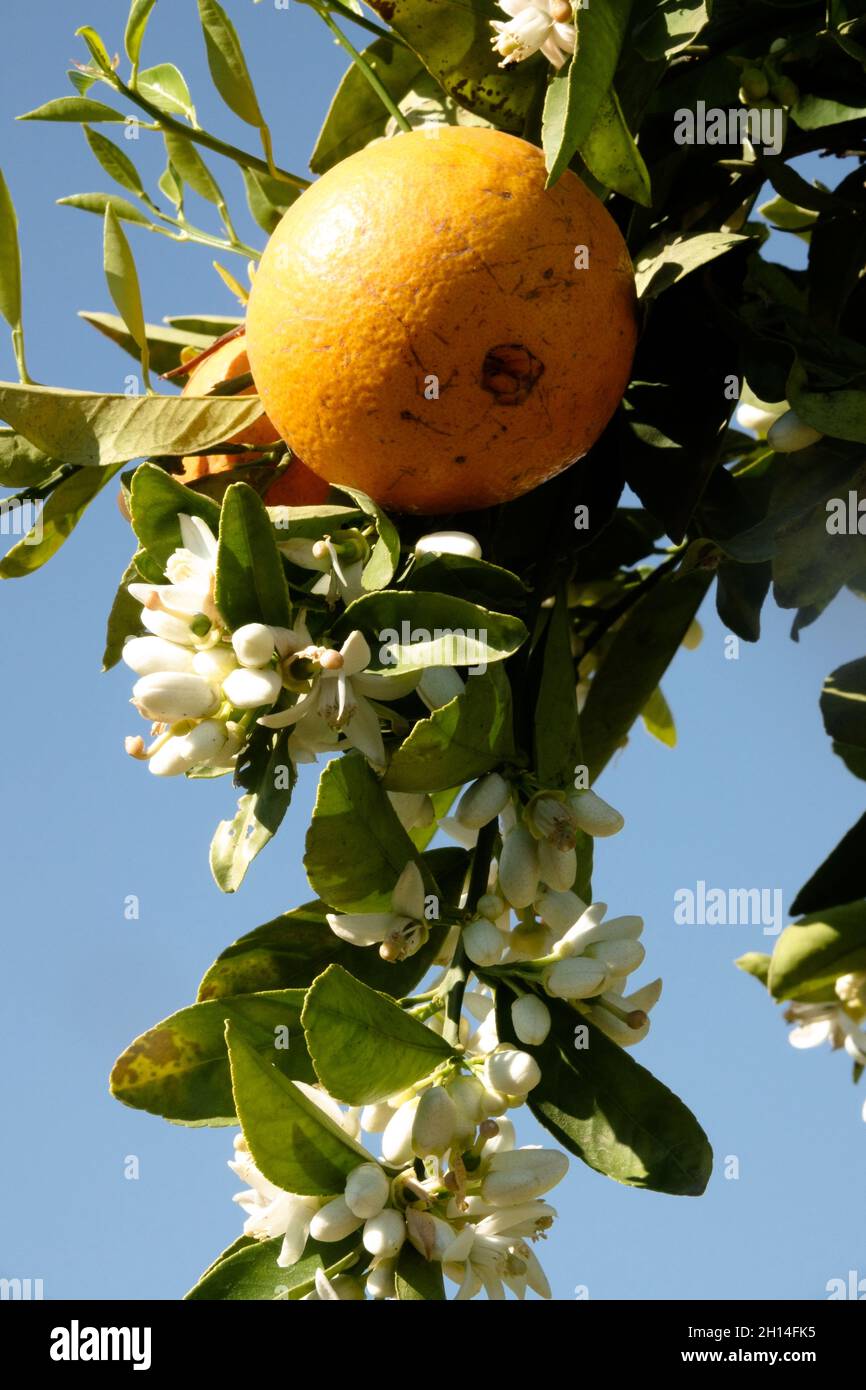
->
{"left": 395, "top": 1243, "right": 446, "bottom": 1300}
{"left": 790, "top": 813, "right": 866, "bottom": 917}
{"left": 333, "top": 484, "right": 400, "bottom": 592}
{"left": 138, "top": 64, "right": 197, "bottom": 123}
{"left": 102, "top": 556, "right": 144, "bottom": 669}
{"left": 163, "top": 129, "right": 224, "bottom": 207}
{"left": 305, "top": 752, "right": 420, "bottom": 912}
{"left": 0, "top": 430, "right": 59, "bottom": 488}
{"left": 635, "top": 230, "right": 750, "bottom": 299}
{"left": 581, "top": 570, "right": 711, "bottom": 780}
{"left": 227, "top": 1023, "right": 370, "bottom": 1195}
{"left": 0, "top": 463, "right": 123, "bottom": 579}
{"left": 185, "top": 1234, "right": 361, "bottom": 1301}
{"left": 18, "top": 97, "right": 125, "bottom": 123}
{"left": 633, "top": 0, "right": 709, "bottom": 58}
{"left": 640, "top": 685, "right": 676, "bottom": 747}
{"left": 543, "top": 0, "right": 633, "bottom": 186}
{"left": 216, "top": 482, "right": 292, "bottom": 629}
{"left": 496, "top": 988, "right": 712, "bottom": 1195}
{"left": 303, "top": 965, "right": 452, "bottom": 1105}
{"left": 330, "top": 591, "right": 528, "bottom": 676}
{"left": 75, "top": 25, "right": 113, "bottom": 73}
{"left": 0, "top": 169, "right": 23, "bottom": 332}
{"left": 78, "top": 310, "right": 214, "bottom": 376}
{"left": 125, "top": 0, "right": 158, "bottom": 70}
{"left": 791, "top": 95, "right": 866, "bottom": 131}
{"left": 242, "top": 167, "right": 297, "bottom": 235}
{"left": 165, "top": 312, "right": 243, "bottom": 337}
{"left": 384, "top": 663, "right": 515, "bottom": 794}
{"left": 533, "top": 593, "right": 580, "bottom": 792}
{"left": 408, "top": 553, "right": 528, "bottom": 608}
{"left": 581, "top": 87, "right": 651, "bottom": 206}
{"left": 820, "top": 658, "right": 866, "bottom": 781}
{"left": 759, "top": 193, "right": 818, "bottom": 233}
{"left": 84, "top": 127, "right": 147, "bottom": 200}
{"left": 129, "top": 462, "right": 220, "bottom": 571}
{"left": 768, "top": 904, "right": 866, "bottom": 1002}
{"left": 787, "top": 359, "right": 866, "bottom": 444}
{"left": 197, "top": 850, "right": 466, "bottom": 1000}
{"left": 310, "top": 39, "right": 426, "bottom": 175}
{"left": 367, "top": 0, "right": 540, "bottom": 133}
{"left": 111, "top": 989, "right": 312, "bottom": 1123}
{"left": 58, "top": 191, "right": 155, "bottom": 227}
{"left": 103, "top": 205, "right": 150, "bottom": 390}
{"left": 197, "top": 0, "right": 264, "bottom": 128}
{"left": 0, "top": 384, "right": 263, "bottom": 467}
{"left": 210, "top": 730, "right": 296, "bottom": 893}
{"left": 735, "top": 952, "right": 772, "bottom": 987}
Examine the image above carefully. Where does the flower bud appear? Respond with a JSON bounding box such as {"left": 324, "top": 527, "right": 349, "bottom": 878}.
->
{"left": 536, "top": 887, "right": 587, "bottom": 935}
{"left": 148, "top": 735, "right": 192, "bottom": 777}
{"left": 406, "top": 1210, "right": 455, "bottom": 1262}
{"left": 446, "top": 1074, "right": 485, "bottom": 1138}
{"left": 231, "top": 622, "right": 276, "bottom": 668}
{"left": 481, "top": 1147, "right": 569, "bottom": 1207}
{"left": 414, "top": 530, "right": 482, "bottom": 560}
{"left": 836, "top": 973, "right": 866, "bottom": 1008}
{"left": 739, "top": 66, "right": 769, "bottom": 101}
{"left": 526, "top": 794, "right": 577, "bottom": 850}
{"left": 438, "top": 817, "right": 478, "bottom": 850}
{"left": 381, "top": 1097, "right": 419, "bottom": 1165}
{"left": 498, "top": 826, "right": 540, "bottom": 910}
{"left": 193, "top": 646, "right": 239, "bottom": 683}
{"left": 344, "top": 1162, "right": 390, "bottom": 1220}
{"left": 308, "top": 1194, "right": 365, "bottom": 1242}
{"left": 417, "top": 666, "right": 464, "bottom": 710}
{"left": 222, "top": 666, "right": 282, "bottom": 709}
{"left": 132, "top": 671, "right": 218, "bottom": 722}
{"left": 568, "top": 789, "right": 624, "bottom": 838}
{"left": 479, "top": 1085, "right": 509, "bottom": 1118}
{"left": 477, "top": 892, "right": 504, "bottom": 921}
{"left": 456, "top": 773, "right": 510, "bottom": 829}
{"left": 538, "top": 840, "right": 577, "bottom": 892}
{"left": 545, "top": 957, "right": 607, "bottom": 999}
{"left": 140, "top": 607, "right": 197, "bottom": 645}
{"left": 482, "top": 1116, "right": 516, "bottom": 1154}
{"left": 362, "top": 1209, "right": 406, "bottom": 1259}
{"left": 388, "top": 791, "right": 434, "bottom": 831}
{"left": 361, "top": 1102, "right": 395, "bottom": 1134}
{"left": 122, "top": 636, "right": 195, "bottom": 676}
{"left": 411, "top": 1085, "right": 458, "bottom": 1157}
{"left": 767, "top": 408, "right": 823, "bottom": 453}
{"left": 463, "top": 916, "right": 504, "bottom": 967}
{"left": 510, "top": 995, "right": 551, "bottom": 1046}
{"left": 366, "top": 1260, "right": 396, "bottom": 1300}
{"left": 735, "top": 401, "right": 783, "bottom": 435}
{"left": 483, "top": 1047, "right": 541, "bottom": 1097}
{"left": 174, "top": 719, "right": 227, "bottom": 766}
{"left": 586, "top": 938, "right": 645, "bottom": 978}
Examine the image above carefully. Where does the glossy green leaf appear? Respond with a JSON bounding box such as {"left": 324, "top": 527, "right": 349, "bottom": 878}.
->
{"left": 581, "top": 571, "right": 711, "bottom": 780}
{"left": 330, "top": 591, "right": 528, "bottom": 676}
{"left": 227, "top": 1023, "right": 370, "bottom": 1195}
{"left": 0, "top": 463, "right": 123, "bottom": 579}
{"left": 111, "top": 989, "right": 312, "bottom": 1123}
{"left": 0, "top": 384, "right": 263, "bottom": 467}
{"left": 125, "top": 0, "right": 158, "bottom": 70}
{"left": 787, "top": 359, "right": 866, "bottom": 444}
{"left": 138, "top": 64, "right": 197, "bottom": 123}
{"left": 0, "top": 169, "right": 23, "bottom": 331}
{"left": 395, "top": 1243, "right": 446, "bottom": 1300}
{"left": 768, "top": 904, "right": 866, "bottom": 1002}
{"left": 84, "top": 127, "right": 147, "bottom": 200}
{"left": 0, "top": 430, "right": 60, "bottom": 488}
{"left": 79, "top": 310, "right": 214, "bottom": 376}
{"left": 820, "top": 657, "right": 866, "bottom": 781}
{"left": 242, "top": 167, "right": 297, "bottom": 235}
{"left": 197, "top": 0, "right": 264, "bottom": 127}
{"left": 635, "top": 230, "right": 750, "bottom": 299}
{"left": 407, "top": 553, "right": 528, "bottom": 608}
{"left": 791, "top": 95, "right": 866, "bottom": 131}
{"left": 496, "top": 988, "right": 713, "bottom": 1195}
{"left": 75, "top": 25, "right": 113, "bottom": 73}
{"left": 633, "top": 0, "right": 709, "bottom": 58}
{"left": 216, "top": 482, "right": 292, "bottom": 629}
{"left": 735, "top": 952, "right": 772, "bottom": 987}
{"left": 543, "top": 0, "right": 633, "bottom": 186}
{"left": 103, "top": 205, "right": 150, "bottom": 389}
{"left": 367, "top": 0, "right": 540, "bottom": 133}
{"left": 581, "top": 87, "right": 651, "bottom": 206}
{"left": 790, "top": 813, "right": 866, "bottom": 917}
{"left": 305, "top": 752, "right": 420, "bottom": 912}
{"left": 310, "top": 39, "right": 426, "bottom": 175}
{"left": 210, "top": 730, "right": 296, "bottom": 893}
{"left": 18, "top": 97, "right": 125, "bottom": 123}
{"left": 533, "top": 594, "right": 580, "bottom": 792}
{"left": 640, "top": 685, "right": 676, "bottom": 747}
{"left": 333, "top": 484, "right": 400, "bottom": 592}
{"left": 185, "top": 1234, "right": 361, "bottom": 1301}
{"left": 102, "top": 556, "right": 144, "bottom": 669}
{"left": 58, "top": 191, "right": 155, "bottom": 227}
{"left": 303, "top": 965, "right": 452, "bottom": 1105}
{"left": 384, "top": 663, "right": 515, "bottom": 794}
{"left": 129, "top": 462, "right": 220, "bottom": 571}
{"left": 163, "top": 129, "right": 224, "bottom": 207}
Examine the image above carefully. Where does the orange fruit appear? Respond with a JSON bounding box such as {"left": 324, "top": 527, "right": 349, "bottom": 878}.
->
{"left": 175, "top": 334, "right": 329, "bottom": 505}
{"left": 245, "top": 126, "right": 638, "bottom": 515}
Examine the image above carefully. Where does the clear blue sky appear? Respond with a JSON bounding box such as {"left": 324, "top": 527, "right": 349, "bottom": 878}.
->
{"left": 1, "top": 1, "right": 863, "bottom": 1301}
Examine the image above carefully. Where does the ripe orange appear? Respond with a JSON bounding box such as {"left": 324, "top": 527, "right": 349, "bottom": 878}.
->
{"left": 176, "top": 335, "right": 329, "bottom": 504}
{"left": 245, "top": 126, "right": 638, "bottom": 515}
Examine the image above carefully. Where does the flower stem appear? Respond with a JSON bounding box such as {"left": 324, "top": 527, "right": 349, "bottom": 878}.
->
{"left": 443, "top": 818, "right": 498, "bottom": 1047}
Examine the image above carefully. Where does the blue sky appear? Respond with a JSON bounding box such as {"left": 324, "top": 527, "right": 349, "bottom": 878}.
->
{"left": 1, "top": 2, "right": 864, "bottom": 1301}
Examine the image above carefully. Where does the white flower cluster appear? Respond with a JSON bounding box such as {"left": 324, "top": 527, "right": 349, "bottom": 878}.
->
{"left": 785, "top": 972, "right": 866, "bottom": 1121}
{"left": 231, "top": 1042, "right": 568, "bottom": 1300}
{"left": 122, "top": 514, "right": 416, "bottom": 775}
{"left": 491, "top": 0, "right": 576, "bottom": 70}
